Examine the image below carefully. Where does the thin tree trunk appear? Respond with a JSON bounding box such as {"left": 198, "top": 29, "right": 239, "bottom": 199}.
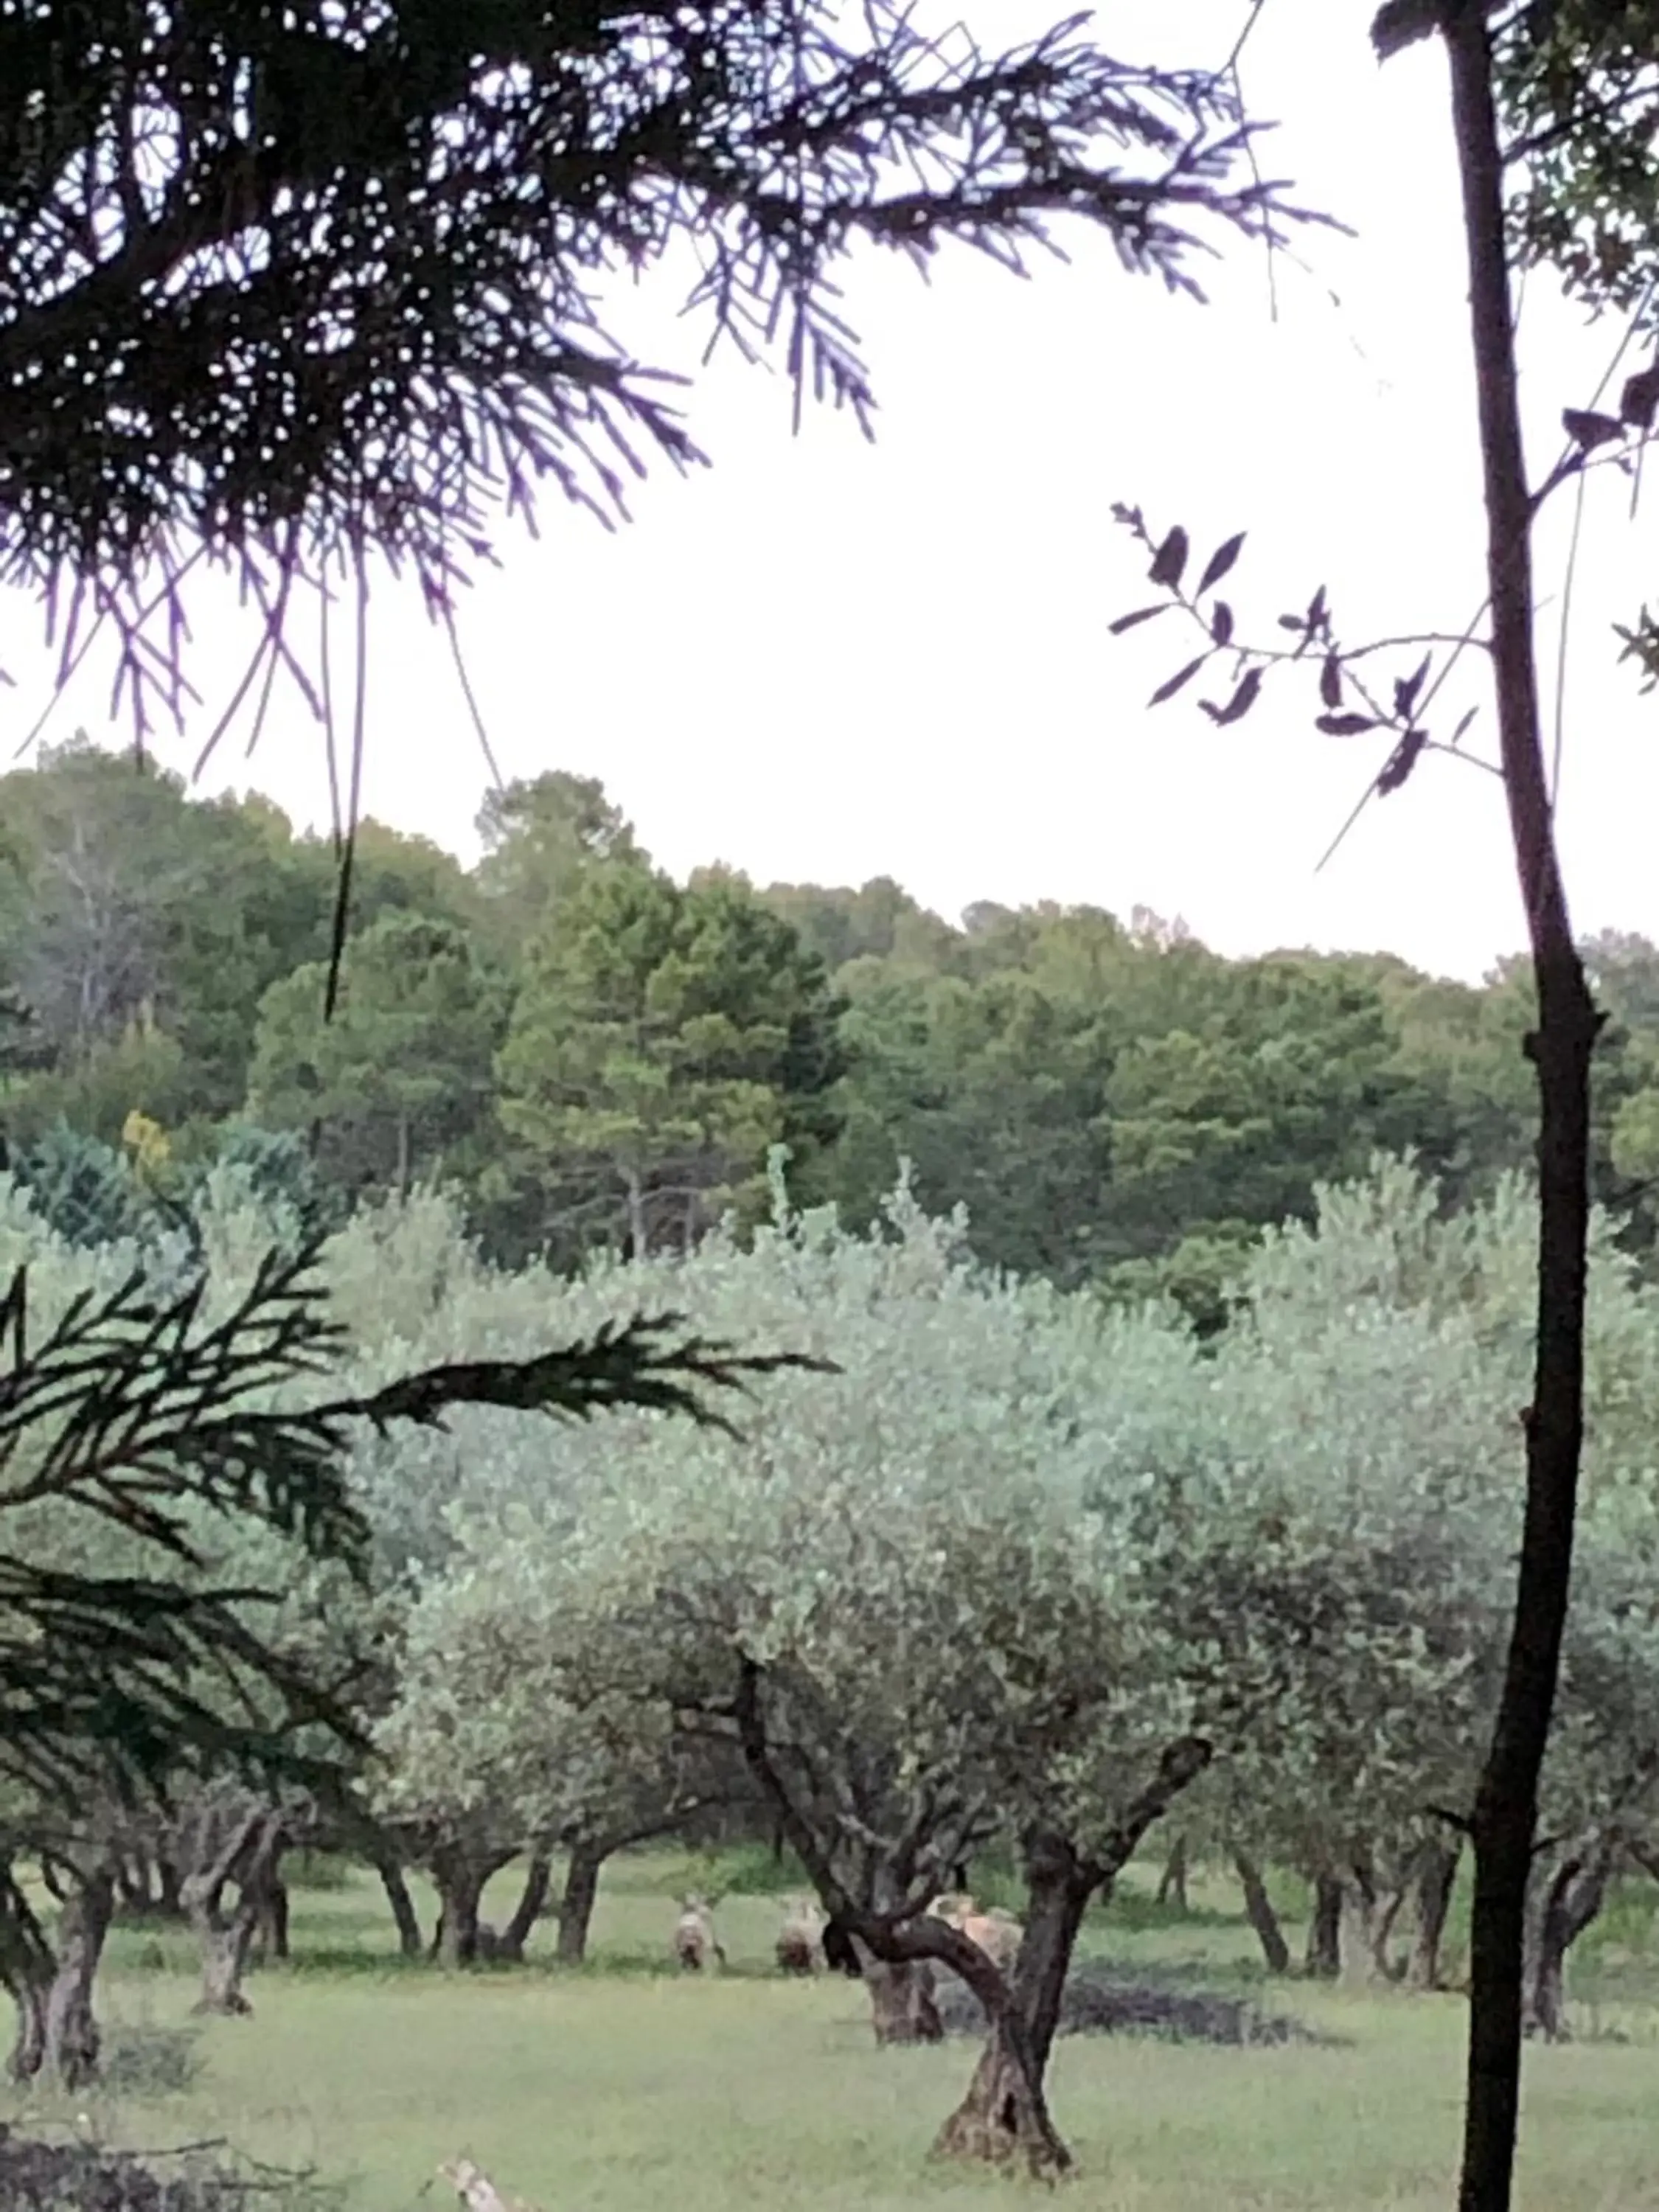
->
{"left": 376, "top": 1858, "right": 423, "bottom": 1959}
{"left": 497, "top": 1851, "right": 552, "bottom": 1963}
{"left": 41, "top": 1867, "right": 114, "bottom": 2088}
{"left": 157, "top": 1857, "right": 184, "bottom": 1918}
{"left": 556, "top": 1843, "right": 605, "bottom": 1966}
{"left": 395, "top": 1112, "right": 411, "bottom": 1202}
{"left": 1369, "top": 1886, "right": 1410, "bottom": 1984}
{"left": 1339, "top": 1876, "right": 1378, "bottom": 1994}
{"left": 1156, "top": 1837, "right": 1190, "bottom": 1914}
{"left": 1439, "top": 14, "right": 1603, "bottom": 2209}
{"left": 1234, "top": 1851, "right": 1290, "bottom": 1975}
{"left": 624, "top": 1167, "right": 648, "bottom": 1261}
{"left": 1408, "top": 1840, "right": 1461, "bottom": 1992}
{"left": 255, "top": 1878, "right": 290, "bottom": 1961}
{"left": 1306, "top": 1871, "right": 1342, "bottom": 1978}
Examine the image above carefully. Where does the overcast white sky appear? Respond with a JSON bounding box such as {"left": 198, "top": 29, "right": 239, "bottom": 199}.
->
{"left": 4, "top": 0, "right": 1658, "bottom": 984}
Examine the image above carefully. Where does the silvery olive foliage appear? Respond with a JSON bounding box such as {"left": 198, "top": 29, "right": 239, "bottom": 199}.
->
{"left": 7, "top": 1145, "right": 1656, "bottom": 2001}
{"left": 1119, "top": 1158, "right": 1659, "bottom": 1887}
{"left": 370, "top": 1162, "right": 1337, "bottom": 1903}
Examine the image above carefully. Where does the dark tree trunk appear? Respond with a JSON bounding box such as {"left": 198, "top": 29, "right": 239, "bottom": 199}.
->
{"left": 1408, "top": 1840, "right": 1461, "bottom": 1992}
{"left": 0, "top": 1868, "right": 56, "bottom": 2084}
{"left": 497, "top": 1852, "right": 552, "bottom": 1964}
{"left": 821, "top": 1916, "right": 861, "bottom": 1978}
{"left": 1523, "top": 1839, "right": 1614, "bottom": 2043}
{"left": 157, "top": 1857, "right": 184, "bottom": 1918}
{"left": 431, "top": 1848, "right": 511, "bottom": 1967}
{"left": 1156, "top": 1837, "right": 1190, "bottom": 1914}
{"left": 556, "top": 1844, "right": 605, "bottom": 1966}
{"left": 41, "top": 1868, "right": 114, "bottom": 2089}
{"left": 770, "top": 1818, "right": 785, "bottom": 1867}
{"left": 931, "top": 1834, "right": 1093, "bottom": 2177}
{"left": 255, "top": 1879, "right": 290, "bottom": 1961}
{"left": 1438, "top": 14, "right": 1603, "bottom": 2209}
{"left": 1306, "top": 1871, "right": 1343, "bottom": 1978}
{"left": 1234, "top": 1851, "right": 1290, "bottom": 1975}
{"left": 375, "top": 1858, "right": 422, "bottom": 1959}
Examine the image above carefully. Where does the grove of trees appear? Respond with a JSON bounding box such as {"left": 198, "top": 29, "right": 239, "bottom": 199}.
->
{"left": 4, "top": 1149, "right": 1656, "bottom": 2177}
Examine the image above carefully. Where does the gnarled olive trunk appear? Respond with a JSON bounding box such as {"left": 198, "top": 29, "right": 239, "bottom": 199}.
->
{"left": 375, "top": 1858, "right": 423, "bottom": 1959}
{"left": 1234, "top": 1851, "right": 1290, "bottom": 1976}
{"left": 1338, "top": 1861, "right": 1408, "bottom": 1989}
{"left": 931, "top": 1834, "right": 1092, "bottom": 2178}
{"left": 496, "top": 1851, "right": 552, "bottom": 1964}
{"left": 556, "top": 1843, "right": 605, "bottom": 1966}
{"left": 431, "top": 1846, "right": 512, "bottom": 1967}
{"left": 0, "top": 1859, "right": 116, "bottom": 2090}
{"left": 182, "top": 1809, "right": 288, "bottom": 2017}
{"left": 931, "top": 2011, "right": 1071, "bottom": 2177}
{"left": 0, "top": 1865, "right": 55, "bottom": 2083}
{"left": 41, "top": 1868, "right": 115, "bottom": 2087}
{"left": 1408, "top": 1840, "right": 1461, "bottom": 1992}
{"left": 1522, "top": 1837, "right": 1614, "bottom": 2043}
{"left": 855, "top": 1944, "right": 942, "bottom": 2045}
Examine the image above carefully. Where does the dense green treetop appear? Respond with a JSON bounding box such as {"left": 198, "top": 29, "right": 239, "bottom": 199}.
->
{"left": 7, "top": 749, "right": 1659, "bottom": 1307}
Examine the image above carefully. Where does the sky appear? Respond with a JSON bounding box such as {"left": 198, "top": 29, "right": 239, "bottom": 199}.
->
{"left": 4, "top": 0, "right": 1658, "bottom": 985}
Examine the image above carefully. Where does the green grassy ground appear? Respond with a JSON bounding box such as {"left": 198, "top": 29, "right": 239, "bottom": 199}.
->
{"left": 8, "top": 1851, "right": 1659, "bottom": 2212}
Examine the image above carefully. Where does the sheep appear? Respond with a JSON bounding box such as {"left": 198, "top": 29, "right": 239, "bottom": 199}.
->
{"left": 673, "top": 1893, "right": 726, "bottom": 1972}
{"left": 966, "top": 1906, "right": 1023, "bottom": 1975}
{"left": 929, "top": 1893, "right": 1023, "bottom": 1975}
{"left": 775, "top": 1896, "right": 827, "bottom": 1975}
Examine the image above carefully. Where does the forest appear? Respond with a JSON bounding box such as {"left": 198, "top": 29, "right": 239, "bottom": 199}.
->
{"left": 13, "top": 735, "right": 1659, "bottom": 1331}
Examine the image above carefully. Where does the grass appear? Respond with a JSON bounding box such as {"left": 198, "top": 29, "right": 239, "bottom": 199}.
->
{"left": 8, "top": 1851, "right": 1659, "bottom": 2212}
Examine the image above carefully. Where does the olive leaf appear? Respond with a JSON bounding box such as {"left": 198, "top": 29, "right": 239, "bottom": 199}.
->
{"left": 1150, "top": 526, "right": 1190, "bottom": 590}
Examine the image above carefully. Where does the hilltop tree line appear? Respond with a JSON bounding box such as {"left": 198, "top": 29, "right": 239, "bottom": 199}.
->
{"left": 10, "top": 736, "right": 1659, "bottom": 1322}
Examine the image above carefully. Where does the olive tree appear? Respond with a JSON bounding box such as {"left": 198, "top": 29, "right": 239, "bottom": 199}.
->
{"left": 375, "top": 1542, "right": 748, "bottom": 1966}
{"left": 1141, "top": 1160, "right": 1659, "bottom": 2012}
{"left": 386, "top": 1163, "right": 1335, "bottom": 2174}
